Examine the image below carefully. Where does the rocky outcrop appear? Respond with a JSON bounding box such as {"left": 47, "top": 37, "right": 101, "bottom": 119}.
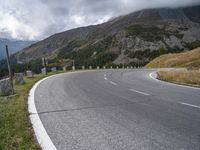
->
{"left": 14, "top": 73, "right": 24, "bottom": 84}
{"left": 0, "top": 78, "right": 13, "bottom": 96}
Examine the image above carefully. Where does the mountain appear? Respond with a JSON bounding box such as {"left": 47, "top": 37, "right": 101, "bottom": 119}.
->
{"left": 146, "top": 47, "right": 200, "bottom": 68}
{"left": 0, "top": 38, "right": 35, "bottom": 60}
{"left": 15, "top": 5, "right": 200, "bottom": 67}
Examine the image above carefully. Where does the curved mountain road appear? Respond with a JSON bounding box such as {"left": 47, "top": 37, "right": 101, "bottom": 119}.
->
{"left": 33, "top": 69, "right": 200, "bottom": 150}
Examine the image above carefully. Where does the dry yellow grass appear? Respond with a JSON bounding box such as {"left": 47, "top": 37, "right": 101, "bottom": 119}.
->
{"left": 157, "top": 70, "right": 200, "bottom": 87}
{"left": 146, "top": 47, "right": 200, "bottom": 68}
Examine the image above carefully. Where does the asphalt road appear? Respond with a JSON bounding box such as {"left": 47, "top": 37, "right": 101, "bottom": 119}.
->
{"left": 34, "top": 69, "right": 200, "bottom": 150}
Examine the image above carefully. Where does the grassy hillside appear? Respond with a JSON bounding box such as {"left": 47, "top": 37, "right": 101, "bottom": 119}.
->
{"left": 146, "top": 47, "right": 200, "bottom": 68}
{"left": 157, "top": 70, "right": 200, "bottom": 87}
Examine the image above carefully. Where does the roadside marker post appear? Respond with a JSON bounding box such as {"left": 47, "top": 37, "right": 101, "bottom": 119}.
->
{"left": 72, "top": 66, "right": 75, "bottom": 71}
{"left": 42, "top": 57, "right": 48, "bottom": 75}
{"left": 5, "top": 45, "right": 14, "bottom": 95}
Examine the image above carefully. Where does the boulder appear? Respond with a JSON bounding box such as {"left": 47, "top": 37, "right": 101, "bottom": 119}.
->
{"left": 14, "top": 73, "right": 24, "bottom": 84}
{"left": 0, "top": 78, "right": 13, "bottom": 96}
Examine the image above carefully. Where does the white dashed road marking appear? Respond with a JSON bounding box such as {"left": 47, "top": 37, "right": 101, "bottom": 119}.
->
{"left": 129, "top": 89, "right": 150, "bottom": 96}
{"left": 109, "top": 81, "right": 118, "bottom": 85}
{"left": 180, "top": 102, "right": 200, "bottom": 109}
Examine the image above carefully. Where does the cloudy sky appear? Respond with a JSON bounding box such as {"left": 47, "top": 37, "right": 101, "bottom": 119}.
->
{"left": 0, "top": 0, "right": 199, "bottom": 41}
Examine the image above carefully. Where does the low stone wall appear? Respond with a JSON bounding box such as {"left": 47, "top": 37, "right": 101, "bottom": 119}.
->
{"left": 0, "top": 78, "right": 12, "bottom": 96}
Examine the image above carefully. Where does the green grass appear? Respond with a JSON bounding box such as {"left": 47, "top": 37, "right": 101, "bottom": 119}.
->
{"left": 0, "top": 71, "right": 64, "bottom": 150}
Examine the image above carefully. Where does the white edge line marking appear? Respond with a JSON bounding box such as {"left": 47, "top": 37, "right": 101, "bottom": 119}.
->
{"left": 129, "top": 89, "right": 150, "bottom": 96}
{"left": 149, "top": 71, "right": 200, "bottom": 90}
{"left": 28, "top": 75, "right": 57, "bottom": 150}
{"left": 28, "top": 70, "right": 100, "bottom": 150}
{"left": 109, "top": 81, "right": 117, "bottom": 85}
{"left": 180, "top": 102, "right": 200, "bottom": 109}
{"left": 104, "top": 77, "right": 108, "bottom": 80}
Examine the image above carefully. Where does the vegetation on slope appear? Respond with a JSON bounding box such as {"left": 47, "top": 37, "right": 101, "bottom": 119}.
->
{"left": 146, "top": 47, "right": 200, "bottom": 68}
{"left": 0, "top": 76, "right": 42, "bottom": 150}
{"left": 0, "top": 58, "right": 43, "bottom": 79}
{"left": 57, "top": 36, "right": 116, "bottom": 68}
{"left": 126, "top": 25, "right": 183, "bottom": 42}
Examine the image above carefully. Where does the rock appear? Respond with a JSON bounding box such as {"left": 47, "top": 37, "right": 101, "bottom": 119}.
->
{"left": 0, "top": 78, "right": 13, "bottom": 96}
{"left": 14, "top": 73, "right": 24, "bottom": 84}
{"left": 26, "top": 70, "right": 33, "bottom": 77}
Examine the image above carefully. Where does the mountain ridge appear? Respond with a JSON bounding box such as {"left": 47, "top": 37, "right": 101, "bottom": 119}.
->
{"left": 15, "top": 5, "right": 200, "bottom": 67}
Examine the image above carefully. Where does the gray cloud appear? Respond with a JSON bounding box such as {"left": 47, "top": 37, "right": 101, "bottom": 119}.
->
{"left": 0, "top": 0, "right": 199, "bottom": 40}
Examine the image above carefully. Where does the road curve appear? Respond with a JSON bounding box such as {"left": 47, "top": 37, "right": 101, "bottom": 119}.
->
{"left": 34, "top": 69, "right": 200, "bottom": 150}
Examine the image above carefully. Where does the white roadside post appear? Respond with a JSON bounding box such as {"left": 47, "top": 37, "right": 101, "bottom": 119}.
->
{"left": 89, "top": 66, "right": 92, "bottom": 70}
{"left": 5, "top": 45, "right": 14, "bottom": 95}
{"left": 97, "top": 66, "right": 100, "bottom": 70}
{"left": 72, "top": 66, "right": 75, "bottom": 71}
{"left": 26, "top": 70, "right": 34, "bottom": 77}
{"left": 103, "top": 66, "right": 106, "bottom": 69}
{"left": 41, "top": 68, "right": 47, "bottom": 75}
{"left": 63, "top": 66, "right": 66, "bottom": 72}
{"left": 110, "top": 66, "right": 113, "bottom": 69}
{"left": 82, "top": 66, "right": 85, "bottom": 70}
{"left": 116, "top": 66, "right": 119, "bottom": 69}
{"left": 42, "top": 57, "right": 48, "bottom": 75}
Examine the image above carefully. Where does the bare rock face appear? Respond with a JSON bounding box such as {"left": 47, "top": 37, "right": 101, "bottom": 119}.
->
{"left": 0, "top": 78, "right": 12, "bottom": 96}
{"left": 164, "top": 35, "right": 183, "bottom": 48}
{"left": 181, "top": 23, "right": 200, "bottom": 43}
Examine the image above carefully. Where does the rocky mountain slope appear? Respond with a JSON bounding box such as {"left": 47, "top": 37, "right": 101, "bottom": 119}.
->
{"left": 0, "top": 38, "right": 35, "bottom": 60}
{"left": 15, "top": 5, "right": 200, "bottom": 67}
